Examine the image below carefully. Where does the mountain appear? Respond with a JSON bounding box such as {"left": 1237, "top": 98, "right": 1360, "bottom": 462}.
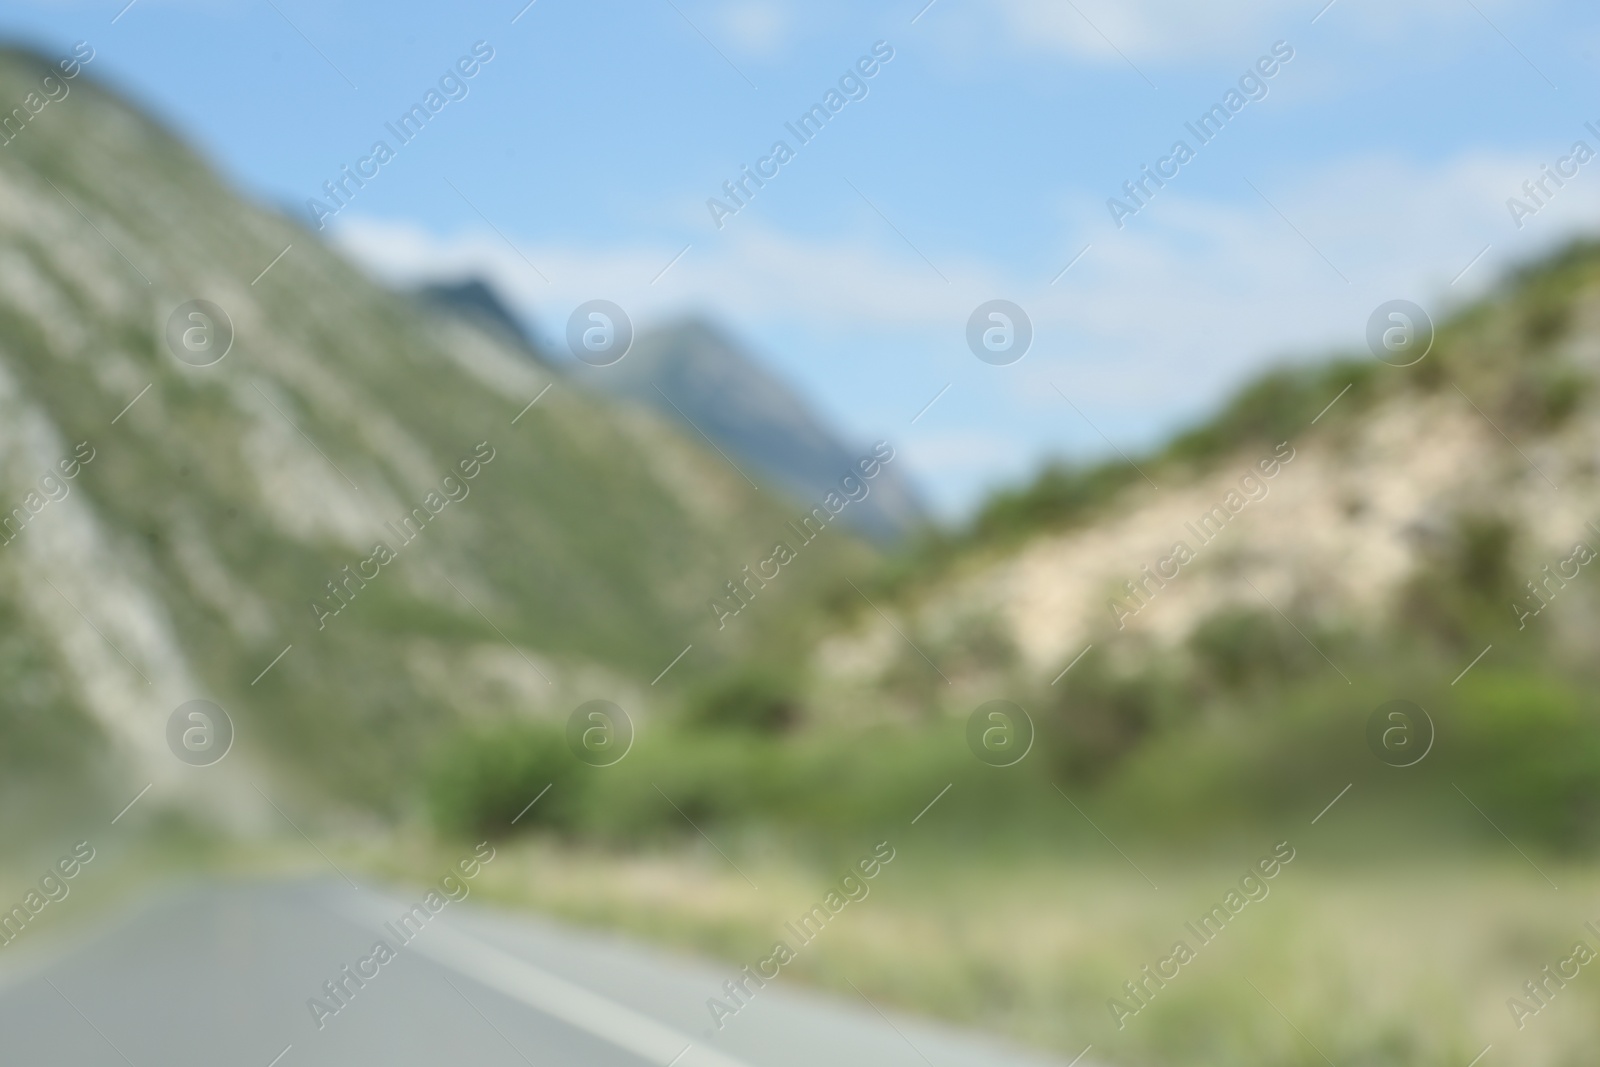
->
{"left": 0, "top": 46, "right": 865, "bottom": 827}
{"left": 412, "top": 283, "right": 926, "bottom": 544}
{"left": 820, "top": 242, "right": 1600, "bottom": 685}
{"left": 416, "top": 277, "right": 545, "bottom": 361}
{"left": 569, "top": 317, "right": 926, "bottom": 543}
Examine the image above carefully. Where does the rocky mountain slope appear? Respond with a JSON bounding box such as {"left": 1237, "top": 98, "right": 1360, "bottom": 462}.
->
{"left": 413, "top": 284, "right": 923, "bottom": 543}
{"left": 570, "top": 317, "right": 926, "bottom": 543}
{"left": 821, "top": 245, "right": 1600, "bottom": 686}
{"left": 0, "top": 46, "right": 862, "bottom": 826}
{"left": 417, "top": 277, "right": 547, "bottom": 361}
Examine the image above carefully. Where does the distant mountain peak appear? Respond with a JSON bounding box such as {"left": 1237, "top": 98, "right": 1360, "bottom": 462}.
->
{"left": 571, "top": 316, "right": 926, "bottom": 543}
{"left": 416, "top": 277, "right": 542, "bottom": 357}
{"left": 0, "top": 52, "right": 851, "bottom": 814}
{"left": 406, "top": 284, "right": 925, "bottom": 541}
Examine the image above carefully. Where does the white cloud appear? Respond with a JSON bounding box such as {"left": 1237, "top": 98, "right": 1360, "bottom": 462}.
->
{"left": 333, "top": 148, "right": 1577, "bottom": 378}
{"left": 331, "top": 146, "right": 1599, "bottom": 516}
{"left": 896, "top": 428, "right": 1035, "bottom": 518}
{"left": 987, "top": 0, "right": 1543, "bottom": 64}
{"left": 330, "top": 215, "right": 1012, "bottom": 339}
{"left": 992, "top": 0, "right": 1288, "bottom": 66}
{"left": 718, "top": 0, "right": 793, "bottom": 58}
{"left": 1024, "top": 148, "right": 1591, "bottom": 422}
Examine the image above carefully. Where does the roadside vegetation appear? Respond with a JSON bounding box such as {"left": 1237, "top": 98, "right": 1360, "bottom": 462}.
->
{"left": 405, "top": 240, "right": 1600, "bottom": 1067}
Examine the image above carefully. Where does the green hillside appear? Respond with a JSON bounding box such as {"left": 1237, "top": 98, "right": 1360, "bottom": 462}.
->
{"left": 889, "top": 239, "right": 1597, "bottom": 589}
{"left": 0, "top": 47, "right": 868, "bottom": 820}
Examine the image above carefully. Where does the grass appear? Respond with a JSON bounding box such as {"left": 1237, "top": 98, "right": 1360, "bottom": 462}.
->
{"left": 4, "top": 820, "right": 1594, "bottom": 1067}
{"left": 0, "top": 42, "right": 879, "bottom": 813}
{"left": 354, "top": 832, "right": 1599, "bottom": 1067}
{"left": 2, "top": 42, "right": 1600, "bottom": 1067}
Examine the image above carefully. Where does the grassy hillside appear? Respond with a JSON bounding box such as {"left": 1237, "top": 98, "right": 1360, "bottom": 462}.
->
{"left": 393, "top": 237, "right": 1600, "bottom": 1067}
{"left": 880, "top": 239, "right": 1597, "bottom": 598}
{"left": 421, "top": 230, "right": 1600, "bottom": 855}
{"left": 7, "top": 39, "right": 1600, "bottom": 1067}
{"left": 0, "top": 46, "right": 870, "bottom": 823}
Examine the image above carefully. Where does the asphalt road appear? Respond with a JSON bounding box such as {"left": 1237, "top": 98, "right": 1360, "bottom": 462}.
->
{"left": 0, "top": 880, "right": 1083, "bottom": 1067}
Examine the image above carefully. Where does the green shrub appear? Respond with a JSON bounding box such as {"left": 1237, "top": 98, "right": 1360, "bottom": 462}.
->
{"left": 1399, "top": 511, "right": 1520, "bottom": 647}
{"left": 680, "top": 666, "right": 802, "bottom": 733}
{"left": 1041, "top": 658, "right": 1178, "bottom": 784}
{"left": 965, "top": 459, "right": 1138, "bottom": 547}
{"left": 426, "top": 721, "right": 589, "bottom": 837}
{"left": 1188, "top": 606, "right": 1316, "bottom": 691}
{"left": 1439, "top": 673, "right": 1600, "bottom": 851}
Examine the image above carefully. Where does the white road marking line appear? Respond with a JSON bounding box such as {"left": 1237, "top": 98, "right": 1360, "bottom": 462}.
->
{"left": 339, "top": 896, "right": 759, "bottom": 1067}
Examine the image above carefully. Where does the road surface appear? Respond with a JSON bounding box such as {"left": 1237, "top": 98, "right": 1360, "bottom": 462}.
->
{"left": 0, "top": 879, "right": 1084, "bottom": 1067}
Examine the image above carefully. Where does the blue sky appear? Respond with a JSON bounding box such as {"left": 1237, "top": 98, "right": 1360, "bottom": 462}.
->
{"left": 5, "top": 0, "right": 1599, "bottom": 517}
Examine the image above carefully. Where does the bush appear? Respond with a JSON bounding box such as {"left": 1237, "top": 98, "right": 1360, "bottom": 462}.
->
{"left": 1188, "top": 606, "right": 1316, "bottom": 691}
{"left": 426, "top": 721, "right": 588, "bottom": 837}
{"left": 1399, "top": 512, "right": 1519, "bottom": 646}
{"left": 1163, "top": 358, "right": 1377, "bottom": 466}
{"left": 965, "top": 459, "right": 1138, "bottom": 547}
{"left": 680, "top": 667, "right": 802, "bottom": 733}
{"left": 1439, "top": 674, "right": 1600, "bottom": 851}
{"left": 1042, "top": 658, "right": 1178, "bottom": 783}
